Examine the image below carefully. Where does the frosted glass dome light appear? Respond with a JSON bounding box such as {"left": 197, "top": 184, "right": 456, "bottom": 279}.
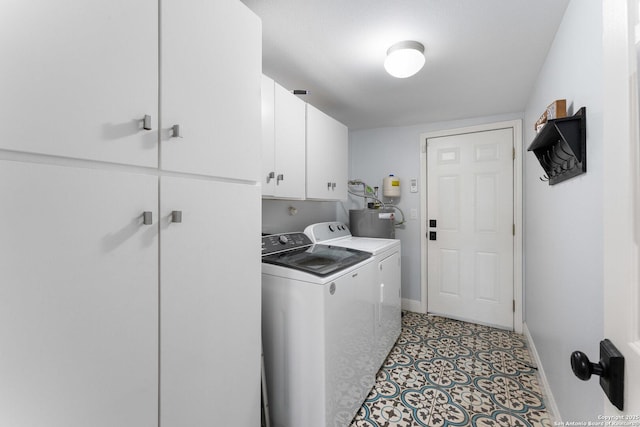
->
{"left": 384, "top": 41, "right": 425, "bottom": 78}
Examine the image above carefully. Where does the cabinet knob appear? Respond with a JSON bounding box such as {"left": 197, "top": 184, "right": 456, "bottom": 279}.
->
{"left": 266, "top": 171, "right": 275, "bottom": 183}
{"left": 171, "top": 210, "right": 182, "bottom": 223}
{"left": 142, "top": 114, "right": 152, "bottom": 131}
{"left": 570, "top": 351, "right": 604, "bottom": 380}
{"left": 171, "top": 124, "right": 182, "bottom": 138}
{"left": 142, "top": 211, "right": 153, "bottom": 225}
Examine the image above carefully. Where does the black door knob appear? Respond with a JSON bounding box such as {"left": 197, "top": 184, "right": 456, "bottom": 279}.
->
{"left": 570, "top": 351, "right": 604, "bottom": 380}
{"left": 570, "top": 339, "right": 624, "bottom": 411}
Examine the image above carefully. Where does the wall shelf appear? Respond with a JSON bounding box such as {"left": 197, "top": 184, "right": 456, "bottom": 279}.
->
{"left": 528, "top": 107, "right": 586, "bottom": 185}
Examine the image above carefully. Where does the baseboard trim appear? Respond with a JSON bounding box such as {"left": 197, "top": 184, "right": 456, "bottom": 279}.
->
{"left": 401, "top": 298, "right": 424, "bottom": 313}
{"left": 523, "top": 322, "right": 562, "bottom": 422}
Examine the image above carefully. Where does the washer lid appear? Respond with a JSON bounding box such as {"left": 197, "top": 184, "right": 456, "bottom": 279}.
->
{"left": 261, "top": 244, "right": 371, "bottom": 277}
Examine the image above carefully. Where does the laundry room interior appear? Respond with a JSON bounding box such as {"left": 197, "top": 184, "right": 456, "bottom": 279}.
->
{"left": 1, "top": 0, "right": 639, "bottom": 426}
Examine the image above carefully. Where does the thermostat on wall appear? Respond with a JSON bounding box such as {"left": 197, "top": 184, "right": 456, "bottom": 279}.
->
{"left": 410, "top": 178, "right": 418, "bottom": 193}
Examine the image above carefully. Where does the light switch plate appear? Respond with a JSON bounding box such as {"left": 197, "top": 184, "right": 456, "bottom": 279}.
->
{"left": 410, "top": 178, "right": 418, "bottom": 193}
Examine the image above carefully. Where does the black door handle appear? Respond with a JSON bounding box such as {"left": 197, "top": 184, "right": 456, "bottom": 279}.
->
{"left": 570, "top": 339, "right": 624, "bottom": 410}
{"left": 429, "top": 231, "right": 436, "bottom": 240}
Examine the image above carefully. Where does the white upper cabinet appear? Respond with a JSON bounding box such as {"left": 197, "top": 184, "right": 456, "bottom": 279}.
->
{"left": 261, "top": 75, "right": 306, "bottom": 199}
{"left": 306, "top": 104, "right": 348, "bottom": 200}
{"left": 161, "top": 0, "right": 261, "bottom": 180}
{"left": 0, "top": 0, "right": 158, "bottom": 167}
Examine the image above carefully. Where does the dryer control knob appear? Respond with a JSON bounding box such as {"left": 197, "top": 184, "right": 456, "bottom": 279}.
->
{"left": 278, "top": 235, "right": 289, "bottom": 244}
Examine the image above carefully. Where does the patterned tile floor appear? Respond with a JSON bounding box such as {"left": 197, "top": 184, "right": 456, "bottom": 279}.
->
{"left": 350, "top": 312, "right": 551, "bottom": 427}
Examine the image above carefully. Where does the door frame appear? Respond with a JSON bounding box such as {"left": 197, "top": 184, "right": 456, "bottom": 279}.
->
{"left": 419, "top": 120, "right": 523, "bottom": 333}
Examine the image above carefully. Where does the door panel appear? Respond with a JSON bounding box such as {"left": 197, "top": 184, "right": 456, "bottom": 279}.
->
{"left": 475, "top": 252, "right": 499, "bottom": 301}
{"left": 0, "top": 160, "right": 158, "bottom": 427}
{"left": 427, "top": 128, "right": 514, "bottom": 329}
{"left": 475, "top": 174, "right": 498, "bottom": 231}
{"left": 438, "top": 176, "right": 460, "bottom": 230}
{"left": 439, "top": 249, "right": 460, "bottom": 296}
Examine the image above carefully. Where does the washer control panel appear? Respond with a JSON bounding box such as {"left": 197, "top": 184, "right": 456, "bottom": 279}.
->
{"left": 262, "top": 232, "right": 313, "bottom": 256}
{"left": 304, "top": 222, "right": 351, "bottom": 243}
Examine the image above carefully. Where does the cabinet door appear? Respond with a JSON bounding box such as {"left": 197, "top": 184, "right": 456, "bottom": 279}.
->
{"left": 306, "top": 104, "right": 348, "bottom": 200}
{"left": 262, "top": 75, "right": 276, "bottom": 196}
{"left": 376, "top": 250, "right": 402, "bottom": 368}
{"left": 325, "top": 264, "right": 376, "bottom": 424}
{"left": 0, "top": 161, "right": 158, "bottom": 427}
{"left": 160, "top": 177, "right": 261, "bottom": 427}
{"left": 0, "top": 1, "right": 158, "bottom": 167}
{"left": 161, "top": 0, "right": 261, "bottom": 180}
{"left": 273, "top": 82, "right": 306, "bottom": 198}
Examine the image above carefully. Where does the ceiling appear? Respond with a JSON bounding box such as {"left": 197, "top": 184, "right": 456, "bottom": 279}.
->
{"left": 239, "top": 0, "right": 571, "bottom": 131}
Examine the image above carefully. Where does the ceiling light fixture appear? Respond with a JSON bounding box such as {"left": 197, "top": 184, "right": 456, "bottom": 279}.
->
{"left": 384, "top": 40, "right": 425, "bottom": 78}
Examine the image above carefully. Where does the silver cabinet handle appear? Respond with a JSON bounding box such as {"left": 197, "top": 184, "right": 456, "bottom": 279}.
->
{"left": 266, "top": 171, "right": 275, "bottom": 183}
{"left": 142, "top": 211, "right": 153, "bottom": 225}
{"left": 331, "top": 182, "right": 336, "bottom": 190}
{"left": 143, "top": 115, "right": 152, "bottom": 130}
{"left": 327, "top": 182, "right": 332, "bottom": 190}
{"left": 171, "top": 211, "right": 182, "bottom": 223}
{"left": 171, "top": 124, "right": 182, "bottom": 138}
{"left": 276, "top": 174, "right": 284, "bottom": 185}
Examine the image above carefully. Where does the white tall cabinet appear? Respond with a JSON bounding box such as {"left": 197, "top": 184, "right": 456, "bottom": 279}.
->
{"left": 0, "top": 1, "right": 262, "bottom": 427}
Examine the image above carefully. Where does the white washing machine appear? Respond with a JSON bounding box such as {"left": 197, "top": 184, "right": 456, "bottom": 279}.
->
{"left": 304, "top": 222, "right": 402, "bottom": 370}
{"left": 261, "top": 232, "right": 376, "bottom": 427}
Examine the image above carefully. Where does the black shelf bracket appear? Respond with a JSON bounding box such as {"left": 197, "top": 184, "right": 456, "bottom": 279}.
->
{"left": 528, "top": 107, "right": 586, "bottom": 185}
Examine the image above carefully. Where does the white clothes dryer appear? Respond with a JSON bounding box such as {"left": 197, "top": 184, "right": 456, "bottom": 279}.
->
{"left": 304, "top": 222, "right": 402, "bottom": 370}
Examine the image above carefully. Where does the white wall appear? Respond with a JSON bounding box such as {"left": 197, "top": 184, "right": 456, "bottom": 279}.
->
{"left": 523, "top": 0, "right": 603, "bottom": 420}
{"left": 262, "top": 199, "right": 339, "bottom": 234}
{"left": 348, "top": 113, "right": 522, "bottom": 303}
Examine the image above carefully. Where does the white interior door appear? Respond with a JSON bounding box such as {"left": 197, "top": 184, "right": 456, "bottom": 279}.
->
{"left": 602, "top": 0, "right": 640, "bottom": 413}
{"left": 427, "top": 128, "right": 514, "bottom": 329}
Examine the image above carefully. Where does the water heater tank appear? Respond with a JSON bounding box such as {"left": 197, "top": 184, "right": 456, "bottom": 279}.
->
{"left": 349, "top": 208, "right": 395, "bottom": 239}
{"left": 383, "top": 174, "right": 401, "bottom": 198}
